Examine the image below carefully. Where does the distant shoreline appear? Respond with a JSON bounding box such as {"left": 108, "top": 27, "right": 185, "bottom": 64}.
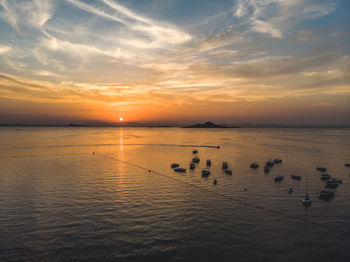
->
{"left": 1, "top": 124, "right": 350, "bottom": 129}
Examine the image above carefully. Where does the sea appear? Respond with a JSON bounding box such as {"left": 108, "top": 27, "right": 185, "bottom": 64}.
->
{"left": 0, "top": 127, "right": 349, "bottom": 261}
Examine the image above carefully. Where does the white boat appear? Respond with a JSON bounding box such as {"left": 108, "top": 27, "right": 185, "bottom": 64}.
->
{"left": 302, "top": 176, "right": 312, "bottom": 206}
{"left": 302, "top": 194, "right": 312, "bottom": 205}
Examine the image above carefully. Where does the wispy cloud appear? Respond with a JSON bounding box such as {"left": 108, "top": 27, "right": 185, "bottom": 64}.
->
{"left": 0, "top": 0, "right": 348, "bottom": 124}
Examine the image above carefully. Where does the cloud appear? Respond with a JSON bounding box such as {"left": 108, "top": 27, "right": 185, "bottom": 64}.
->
{"left": 0, "top": 45, "right": 11, "bottom": 54}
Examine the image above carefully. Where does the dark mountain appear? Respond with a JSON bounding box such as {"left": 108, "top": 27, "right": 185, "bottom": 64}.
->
{"left": 183, "top": 121, "right": 235, "bottom": 128}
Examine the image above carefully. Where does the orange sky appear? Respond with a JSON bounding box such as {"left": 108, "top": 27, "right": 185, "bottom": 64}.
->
{"left": 0, "top": 0, "right": 349, "bottom": 125}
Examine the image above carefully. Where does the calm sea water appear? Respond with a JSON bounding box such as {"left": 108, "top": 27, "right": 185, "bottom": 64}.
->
{"left": 0, "top": 127, "right": 349, "bottom": 261}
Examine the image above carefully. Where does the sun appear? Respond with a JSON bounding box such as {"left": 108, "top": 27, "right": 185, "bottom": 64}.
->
{"left": 119, "top": 117, "right": 124, "bottom": 122}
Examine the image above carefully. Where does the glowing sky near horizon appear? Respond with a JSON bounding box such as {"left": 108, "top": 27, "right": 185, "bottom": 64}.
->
{"left": 0, "top": 0, "right": 349, "bottom": 125}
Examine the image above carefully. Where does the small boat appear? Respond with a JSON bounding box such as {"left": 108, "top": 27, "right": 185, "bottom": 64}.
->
{"left": 174, "top": 167, "right": 186, "bottom": 173}
{"left": 213, "top": 179, "right": 218, "bottom": 185}
{"left": 316, "top": 166, "right": 327, "bottom": 172}
{"left": 189, "top": 163, "right": 195, "bottom": 170}
{"left": 193, "top": 149, "right": 198, "bottom": 154}
{"left": 319, "top": 190, "right": 334, "bottom": 200}
{"left": 201, "top": 169, "right": 211, "bottom": 177}
{"left": 192, "top": 157, "right": 200, "bottom": 163}
{"left": 222, "top": 162, "right": 228, "bottom": 169}
{"left": 274, "top": 175, "right": 284, "bottom": 182}
{"left": 206, "top": 159, "right": 211, "bottom": 166}
{"left": 171, "top": 163, "right": 180, "bottom": 168}
{"left": 224, "top": 169, "right": 232, "bottom": 175}
{"left": 291, "top": 174, "right": 301, "bottom": 180}
{"left": 320, "top": 174, "right": 331, "bottom": 180}
{"left": 274, "top": 159, "right": 282, "bottom": 164}
{"left": 288, "top": 188, "right": 293, "bottom": 193}
{"left": 302, "top": 194, "right": 312, "bottom": 206}
{"left": 345, "top": 163, "right": 350, "bottom": 167}
{"left": 264, "top": 166, "right": 270, "bottom": 173}
{"left": 266, "top": 160, "right": 274, "bottom": 167}
{"left": 325, "top": 181, "right": 338, "bottom": 189}
{"left": 250, "top": 163, "right": 259, "bottom": 169}
{"left": 330, "top": 178, "right": 342, "bottom": 184}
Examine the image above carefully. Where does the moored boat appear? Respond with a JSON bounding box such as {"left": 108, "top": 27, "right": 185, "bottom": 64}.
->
{"left": 189, "top": 163, "right": 195, "bottom": 170}
{"left": 192, "top": 157, "right": 200, "bottom": 163}
{"left": 224, "top": 169, "right": 232, "bottom": 175}
{"left": 325, "top": 181, "right": 338, "bottom": 189}
{"left": 319, "top": 190, "right": 334, "bottom": 200}
{"left": 171, "top": 163, "right": 180, "bottom": 168}
{"left": 320, "top": 174, "right": 331, "bottom": 180}
{"left": 274, "top": 175, "right": 284, "bottom": 182}
{"left": 264, "top": 166, "right": 270, "bottom": 173}
{"left": 174, "top": 167, "right": 186, "bottom": 173}
{"left": 250, "top": 163, "right": 259, "bottom": 169}
{"left": 222, "top": 162, "right": 228, "bottom": 169}
{"left": 316, "top": 166, "right": 327, "bottom": 172}
{"left": 266, "top": 160, "right": 274, "bottom": 167}
{"left": 206, "top": 159, "right": 211, "bottom": 166}
{"left": 291, "top": 174, "right": 301, "bottom": 180}
{"left": 302, "top": 194, "right": 312, "bottom": 206}
{"left": 201, "top": 168, "right": 211, "bottom": 177}
{"left": 274, "top": 158, "right": 282, "bottom": 164}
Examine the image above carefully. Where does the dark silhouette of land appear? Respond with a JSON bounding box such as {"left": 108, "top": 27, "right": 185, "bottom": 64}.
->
{"left": 183, "top": 121, "right": 239, "bottom": 128}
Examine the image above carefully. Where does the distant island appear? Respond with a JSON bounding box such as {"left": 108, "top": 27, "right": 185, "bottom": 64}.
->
{"left": 183, "top": 121, "right": 240, "bottom": 128}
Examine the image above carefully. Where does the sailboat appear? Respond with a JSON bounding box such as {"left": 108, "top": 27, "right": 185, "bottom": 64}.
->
{"left": 302, "top": 175, "right": 312, "bottom": 206}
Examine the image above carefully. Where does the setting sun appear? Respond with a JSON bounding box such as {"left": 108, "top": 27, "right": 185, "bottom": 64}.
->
{"left": 119, "top": 117, "right": 124, "bottom": 122}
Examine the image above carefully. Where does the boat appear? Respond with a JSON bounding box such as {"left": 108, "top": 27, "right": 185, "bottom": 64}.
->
{"left": 344, "top": 163, "right": 350, "bottom": 167}
{"left": 274, "top": 175, "right": 284, "bottom": 182}
{"left": 288, "top": 188, "right": 293, "bottom": 193}
{"left": 330, "top": 178, "right": 342, "bottom": 184}
{"left": 201, "top": 169, "right": 211, "bottom": 177}
{"left": 274, "top": 158, "right": 282, "bottom": 164}
{"left": 302, "top": 175, "right": 312, "bottom": 206}
{"left": 264, "top": 166, "right": 270, "bottom": 173}
{"left": 250, "top": 163, "right": 259, "bottom": 169}
{"left": 193, "top": 149, "right": 198, "bottom": 154}
{"left": 213, "top": 179, "right": 218, "bottom": 185}
{"left": 189, "top": 163, "right": 195, "bottom": 170}
{"left": 266, "top": 160, "right": 274, "bottom": 167}
{"left": 206, "top": 159, "right": 211, "bottom": 166}
{"left": 222, "top": 162, "right": 228, "bottom": 169}
{"left": 174, "top": 168, "right": 186, "bottom": 173}
{"left": 171, "top": 163, "right": 180, "bottom": 168}
{"left": 291, "top": 174, "right": 301, "bottom": 180}
{"left": 325, "top": 181, "right": 338, "bottom": 189}
{"left": 224, "top": 169, "right": 232, "bottom": 175}
{"left": 302, "top": 194, "right": 312, "bottom": 206}
{"left": 320, "top": 174, "right": 331, "bottom": 180}
{"left": 192, "top": 157, "right": 200, "bottom": 163}
{"left": 319, "top": 190, "right": 334, "bottom": 200}
{"left": 316, "top": 166, "right": 327, "bottom": 172}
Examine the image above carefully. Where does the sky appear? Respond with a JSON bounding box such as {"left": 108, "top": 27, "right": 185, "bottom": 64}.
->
{"left": 0, "top": 0, "right": 349, "bottom": 125}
